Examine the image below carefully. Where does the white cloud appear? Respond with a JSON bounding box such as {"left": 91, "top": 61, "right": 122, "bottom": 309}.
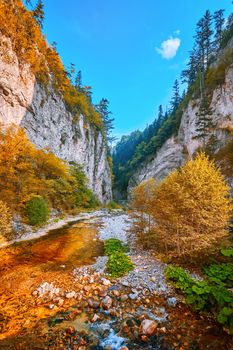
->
{"left": 156, "top": 36, "right": 181, "bottom": 60}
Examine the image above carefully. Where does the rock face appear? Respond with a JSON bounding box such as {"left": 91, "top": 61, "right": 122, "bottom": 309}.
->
{"left": 128, "top": 65, "right": 233, "bottom": 195}
{"left": 0, "top": 36, "right": 112, "bottom": 202}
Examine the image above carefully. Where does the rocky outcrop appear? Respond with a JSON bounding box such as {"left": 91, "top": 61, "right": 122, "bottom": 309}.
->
{"left": 128, "top": 65, "right": 233, "bottom": 195}
{"left": 0, "top": 36, "right": 112, "bottom": 202}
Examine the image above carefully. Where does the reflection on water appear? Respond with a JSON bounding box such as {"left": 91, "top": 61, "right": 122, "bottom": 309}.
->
{"left": 1, "top": 220, "right": 104, "bottom": 273}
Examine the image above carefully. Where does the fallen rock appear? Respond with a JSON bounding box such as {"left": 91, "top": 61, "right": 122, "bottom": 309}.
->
{"left": 91, "top": 314, "right": 99, "bottom": 322}
{"left": 101, "top": 295, "right": 113, "bottom": 310}
{"left": 101, "top": 278, "right": 111, "bottom": 286}
{"left": 128, "top": 293, "right": 138, "bottom": 300}
{"left": 167, "top": 297, "right": 177, "bottom": 307}
{"left": 139, "top": 319, "right": 158, "bottom": 337}
{"left": 120, "top": 294, "right": 128, "bottom": 302}
{"left": 88, "top": 298, "right": 100, "bottom": 309}
{"left": 66, "top": 291, "right": 77, "bottom": 299}
{"left": 66, "top": 326, "right": 76, "bottom": 335}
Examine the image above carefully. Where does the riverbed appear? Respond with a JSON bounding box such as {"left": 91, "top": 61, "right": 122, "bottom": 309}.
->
{"left": 0, "top": 210, "right": 232, "bottom": 350}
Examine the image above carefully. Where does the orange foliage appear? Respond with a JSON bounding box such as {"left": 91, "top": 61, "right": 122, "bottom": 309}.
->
{"left": 0, "top": 0, "right": 102, "bottom": 128}
{"left": 0, "top": 124, "right": 76, "bottom": 213}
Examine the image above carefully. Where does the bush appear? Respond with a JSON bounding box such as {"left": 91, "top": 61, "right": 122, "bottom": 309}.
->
{"left": 26, "top": 196, "right": 50, "bottom": 226}
{"left": 165, "top": 265, "right": 233, "bottom": 330}
{"left": 104, "top": 238, "right": 128, "bottom": 256}
{"left": 0, "top": 200, "right": 12, "bottom": 239}
{"left": 106, "top": 251, "right": 134, "bottom": 278}
{"left": 106, "top": 201, "right": 121, "bottom": 210}
{"left": 221, "top": 248, "right": 233, "bottom": 257}
{"left": 203, "top": 263, "right": 233, "bottom": 287}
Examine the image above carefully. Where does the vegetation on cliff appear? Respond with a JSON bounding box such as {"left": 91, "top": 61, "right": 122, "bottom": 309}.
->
{"left": 0, "top": 124, "right": 99, "bottom": 238}
{"left": 113, "top": 8, "right": 233, "bottom": 196}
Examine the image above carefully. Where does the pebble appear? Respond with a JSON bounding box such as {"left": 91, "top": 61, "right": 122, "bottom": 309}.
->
{"left": 101, "top": 296, "right": 113, "bottom": 310}
{"left": 102, "top": 278, "right": 111, "bottom": 286}
{"left": 66, "top": 291, "right": 77, "bottom": 299}
{"left": 139, "top": 319, "right": 158, "bottom": 337}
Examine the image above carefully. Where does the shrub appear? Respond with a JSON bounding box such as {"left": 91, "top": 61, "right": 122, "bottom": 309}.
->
{"left": 106, "top": 201, "right": 121, "bottom": 210}
{"left": 26, "top": 196, "right": 50, "bottom": 226}
{"left": 0, "top": 200, "right": 12, "bottom": 239}
{"left": 203, "top": 263, "right": 233, "bottom": 287}
{"left": 221, "top": 248, "right": 233, "bottom": 257}
{"left": 106, "top": 251, "right": 134, "bottom": 278}
{"left": 104, "top": 238, "right": 128, "bottom": 256}
{"left": 165, "top": 265, "right": 233, "bottom": 330}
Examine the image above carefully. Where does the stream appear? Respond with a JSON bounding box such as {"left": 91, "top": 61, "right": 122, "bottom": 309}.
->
{"left": 0, "top": 210, "right": 232, "bottom": 350}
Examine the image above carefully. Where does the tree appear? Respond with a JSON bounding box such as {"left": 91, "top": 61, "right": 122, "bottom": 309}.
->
{"left": 75, "top": 70, "right": 82, "bottom": 89}
{"left": 95, "top": 98, "right": 115, "bottom": 144}
{"left": 214, "top": 9, "right": 225, "bottom": 50}
{"left": 203, "top": 10, "right": 213, "bottom": 65}
{"left": 0, "top": 201, "right": 12, "bottom": 240}
{"left": 157, "top": 105, "right": 164, "bottom": 128}
{"left": 170, "top": 79, "right": 180, "bottom": 112}
{"left": 33, "top": 0, "right": 44, "bottom": 28}
{"left": 151, "top": 153, "right": 231, "bottom": 255}
{"left": 195, "top": 97, "right": 215, "bottom": 147}
{"left": 130, "top": 178, "right": 157, "bottom": 245}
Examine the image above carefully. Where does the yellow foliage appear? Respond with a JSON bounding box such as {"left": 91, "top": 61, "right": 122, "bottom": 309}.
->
{"left": 0, "top": 200, "right": 12, "bottom": 239}
{"left": 131, "top": 154, "right": 232, "bottom": 255}
{"left": 0, "top": 124, "right": 76, "bottom": 213}
{"left": 0, "top": 0, "right": 102, "bottom": 128}
{"left": 131, "top": 178, "right": 157, "bottom": 239}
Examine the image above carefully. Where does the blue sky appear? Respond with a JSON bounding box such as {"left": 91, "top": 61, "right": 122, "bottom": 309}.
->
{"left": 42, "top": 0, "right": 232, "bottom": 139}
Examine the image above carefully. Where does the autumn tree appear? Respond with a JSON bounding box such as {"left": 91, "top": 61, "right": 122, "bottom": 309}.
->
{"left": 130, "top": 178, "right": 157, "bottom": 244}
{"left": 0, "top": 201, "right": 12, "bottom": 240}
{"left": 151, "top": 153, "right": 231, "bottom": 255}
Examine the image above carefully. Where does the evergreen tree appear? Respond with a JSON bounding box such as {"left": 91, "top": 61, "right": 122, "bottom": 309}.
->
{"left": 195, "top": 97, "right": 214, "bottom": 147}
{"left": 181, "top": 50, "right": 199, "bottom": 85}
{"left": 75, "top": 70, "right": 82, "bottom": 89}
{"left": 157, "top": 105, "right": 164, "bottom": 128}
{"left": 96, "top": 99, "right": 115, "bottom": 144}
{"left": 203, "top": 10, "right": 213, "bottom": 65}
{"left": 214, "top": 9, "right": 225, "bottom": 49}
{"left": 170, "top": 79, "right": 180, "bottom": 112}
{"left": 33, "top": 0, "right": 44, "bottom": 28}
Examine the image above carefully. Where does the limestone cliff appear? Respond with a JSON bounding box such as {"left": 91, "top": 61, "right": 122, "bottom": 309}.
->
{"left": 128, "top": 64, "right": 233, "bottom": 195}
{"left": 0, "top": 36, "right": 112, "bottom": 202}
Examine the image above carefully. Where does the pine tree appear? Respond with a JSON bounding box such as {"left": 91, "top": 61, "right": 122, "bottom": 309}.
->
{"left": 157, "top": 105, "right": 164, "bottom": 128}
{"left": 203, "top": 10, "right": 213, "bottom": 65}
{"left": 214, "top": 9, "right": 225, "bottom": 50}
{"left": 195, "top": 97, "right": 214, "bottom": 147}
{"left": 75, "top": 70, "right": 82, "bottom": 89}
{"left": 170, "top": 79, "right": 180, "bottom": 112}
{"left": 33, "top": 0, "right": 44, "bottom": 28}
{"left": 95, "top": 99, "right": 115, "bottom": 144}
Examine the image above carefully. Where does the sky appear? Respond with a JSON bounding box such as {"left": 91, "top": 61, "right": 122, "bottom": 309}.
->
{"left": 41, "top": 0, "right": 232, "bottom": 140}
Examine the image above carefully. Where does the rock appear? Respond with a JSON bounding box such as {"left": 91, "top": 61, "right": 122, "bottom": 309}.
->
{"left": 88, "top": 298, "right": 100, "bottom": 309}
{"left": 66, "top": 326, "right": 75, "bottom": 335}
{"left": 128, "top": 293, "right": 138, "bottom": 300}
{"left": 101, "top": 296, "right": 113, "bottom": 310}
{"left": 49, "top": 304, "right": 54, "bottom": 309}
{"left": 66, "top": 291, "right": 77, "bottom": 299}
{"left": 141, "top": 335, "right": 150, "bottom": 342}
{"left": 112, "top": 290, "right": 120, "bottom": 297}
{"left": 120, "top": 294, "right": 128, "bottom": 302}
{"left": 167, "top": 297, "right": 177, "bottom": 307}
{"left": 139, "top": 319, "right": 158, "bottom": 337}
{"left": 150, "top": 277, "right": 156, "bottom": 282}
{"left": 109, "top": 308, "right": 117, "bottom": 317}
{"left": 102, "top": 278, "right": 111, "bottom": 286}
{"left": 122, "top": 281, "right": 129, "bottom": 287}
{"left": 99, "top": 289, "right": 108, "bottom": 297}
{"left": 91, "top": 314, "right": 99, "bottom": 322}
